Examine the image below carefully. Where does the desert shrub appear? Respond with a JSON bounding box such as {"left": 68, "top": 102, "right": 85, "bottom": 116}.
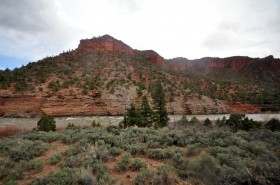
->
{"left": 131, "top": 159, "right": 147, "bottom": 171}
{"left": 6, "top": 166, "right": 25, "bottom": 181}
{"left": 29, "top": 167, "right": 80, "bottom": 185}
{"left": 106, "top": 125, "right": 120, "bottom": 135}
{"left": 125, "top": 144, "right": 146, "bottom": 155}
{"left": 115, "top": 153, "right": 131, "bottom": 172}
{"left": 77, "top": 143, "right": 111, "bottom": 164}
{"left": 91, "top": 120, "right": 101, "bottom": 127}
{"left": 0, "top": 157, "right": 14, "bottom": 179}
{"left": 91, "top": 160, "right": 110, "bottom": 183}
{"left": 172, "top": 152, "right": 184, "bottom": 166}
{"left": 66, "top": 123, "right": 79, "bottom": 130}
{"left": 147, "top": 148, "right": 172, "bottom": 159}
{"left": 23, "top": 131, "right": 60, "bottom": 142}
{"left": 187, "top": 154, "right": 220, "bottom": 185}
{"left": 78, "top": 168, "right": 97, "bottom": 185}
{"left": 26, "top": 159, "right": 43, "bottom": 172}
{"left": 154, "top": 165, "right": 179, "bottom": 185}
{"left": 48, "top": 154, "right": 62, "bottom": 165}
{"left": 134, "top": 169, "right": 155, "bottom": 185}
{"left": 0, "top": 139, "right": 48, "bottom": 161}
{"left": 187, "top": 144, "right": 203, "bottom": 156}
{"left": 134, "top": 165, "right": 179, "bottom": 185}
{"left": 37, "top": 115, "right": 56, "bottom": 132}
{"left": 265, "top": 118, "right": 280, "bottom": 131}
{"left": 4, "top": 180, "right": 18, "bottom": 185}
{"left": 109, "top": 147, "right": 122, "bottom": 156}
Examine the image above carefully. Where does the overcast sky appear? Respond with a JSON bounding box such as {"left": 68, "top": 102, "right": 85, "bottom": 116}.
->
{"left": 0, "top": 0, "right": 279, "bottom": 69}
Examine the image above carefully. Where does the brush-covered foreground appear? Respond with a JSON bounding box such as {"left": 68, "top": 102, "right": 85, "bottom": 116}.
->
{"left": 0, "top": 124, "right": 279, "bottom": 185}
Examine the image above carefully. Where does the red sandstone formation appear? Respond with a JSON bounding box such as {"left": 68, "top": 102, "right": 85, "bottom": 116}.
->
{"left": 0, "top": 35, "right": 278, "bottom": 117}
{"left": 78, "top": 35, "right": 135, "bottom": 55}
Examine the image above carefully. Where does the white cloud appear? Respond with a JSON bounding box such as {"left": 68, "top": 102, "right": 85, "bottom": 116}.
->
{"left": 0, "top": 0, "right": 279, "bottom": 65}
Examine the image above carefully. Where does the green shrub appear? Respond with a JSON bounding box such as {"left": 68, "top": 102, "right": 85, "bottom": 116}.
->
{"left": 0, "top": 139, "right": 48, "bottom": 161}
{"left": 79, "top": 168, "right": 97, "bottom": 185}
{"left": 66, "top": 123, "right": 79, "bottom": 130}
{"left": 265, "top": 118, "right": 280, "bottom": 131}
{"left": 27, "top": 159, "right": 43, "bottom": 172}
{"left": 131, "top": 159, "right": 147, "bottom": 171}
{"left": 37, "top": 115, "right": 56, "bottom": 132}
{"left": 23, "top": 131, "right": 60, "bottom": 142}
{"left": 187, "top": 144, "right": 202, "bottom": 156}
{"left": 115, "top": 153, "right": 131, "bottom": 172}
{"left": 154, "top": 165, "right": 179, "bottom": 185}
{"left": 4, "top": 180, "right": 18, "bottom": 185}
{"left": 92, "top": 120, "right": 101, "bottom": 127}
{"left": 29, "top": 167, "right": 80, "bottom": 185}
{"left": 48, "top": 154, "right": 62, "bottom": 165}
{"left": 147, "top": 148, "right": 172, "bottom": 159}
{"left": 106, "top": 125, "right": 120, "bottom": 135}
{"left": 187, "top": 154, "right": 220, "bottom": 185}
{"left": 172, "top": 152, "right": 184, "bottom": 166}
{"left": 109, "top": 147, "right": 122, "bottom": 156}
{"left": 125, "top": 144, "right": 146, "bottom": 155}
{"left": 91, "top": 160, "right": 110, "bottom": 183}
{"left": 0, "top": 157, "right": 13, "bottom": 179}
{"left": 134, "top": 169, "right": 155, "bottom": 185}
{"left": 6, "top": 167, "right": 25, "bottom": 181}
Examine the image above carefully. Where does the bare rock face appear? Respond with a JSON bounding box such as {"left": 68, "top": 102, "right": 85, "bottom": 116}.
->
{"left": 78, "top": 35, "right": 134, "bottom": 55}
{"left": 137, "top": 50, "right": 165, "bottom": 65}
{"left": 0, "top": 35, "right": 277, "bottom": 118}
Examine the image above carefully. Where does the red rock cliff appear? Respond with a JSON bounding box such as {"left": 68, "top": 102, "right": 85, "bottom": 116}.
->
{"left": 77, "top": 35, "right": 134, "bottom": 55}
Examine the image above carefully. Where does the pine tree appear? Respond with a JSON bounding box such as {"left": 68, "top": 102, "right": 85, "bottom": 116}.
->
{"left": 204, "top": 118, "right": 212, "bottom": 127}
{"left": 140, "top": 96, "right": 154, "bottom": 127}
{"left": 126, "top": 103, "right": 143, "bottom": 127}
{"left": 152, "top": 81, "right": 168, "bottom": 127}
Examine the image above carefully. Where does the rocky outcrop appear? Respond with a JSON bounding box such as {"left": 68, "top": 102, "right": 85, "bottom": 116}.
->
{"left": 77, "top": 35, "right": 135, "bottom": 55}
{"left": 0, "top": 35, "right": 277, "bottom": 117}
{"left": 167, "top": 56, "right": 280, "bottom": 73}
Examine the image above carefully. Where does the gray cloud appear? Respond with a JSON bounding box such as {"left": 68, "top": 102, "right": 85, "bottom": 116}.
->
{"left": 0, "top": 0, "right": 78, "bottom": 61}
{"left": 203, "top": 0, "right": 280, "bottom": 57}
{"left": 107, "top": 0, "right": 139, "bottom": 12}
{"left": 0, "top": 0, "right": 56, "bottom": 33}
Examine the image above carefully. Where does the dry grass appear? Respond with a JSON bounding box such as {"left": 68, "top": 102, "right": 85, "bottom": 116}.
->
{"left": 0, "top": 125, "right": 27, "bottom": 138}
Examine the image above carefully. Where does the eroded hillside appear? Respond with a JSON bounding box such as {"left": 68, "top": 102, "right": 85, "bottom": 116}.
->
{"left": 0, "top": 35, "right": 279, "bottom": 117}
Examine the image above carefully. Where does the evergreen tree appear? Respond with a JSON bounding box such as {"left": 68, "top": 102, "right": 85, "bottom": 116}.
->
{"left": 125, "top": 103, "right": 143, "bottom": 127}
{"left": 204, "top": 118, "right": 212, "bottom": 127}
{"left": 178, "top": 115, "right": 189, "bottom": 125}
{"left": 140, "top": 96, "right": 154, "bottom": 127}
{"left": 152, "top": 81, "right": 168, "bottom": 127}
{"left": 189, "top": 116, "right": 199, "bottom": 125}
{"left": 37, "top": 115, "right": 56, "bottom": 132}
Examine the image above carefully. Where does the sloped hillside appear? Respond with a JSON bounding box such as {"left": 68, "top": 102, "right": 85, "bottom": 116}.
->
{"left": 0, "top": 35, "right": 279, "bottom": 117}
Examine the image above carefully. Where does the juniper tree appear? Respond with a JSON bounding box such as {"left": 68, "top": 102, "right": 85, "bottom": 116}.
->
{"left": 140, "top": 96, "right": 154, "bottom": 127}
{"left": 125, "top": 103, "right": 143, "bottom": 127}
{"left": 152, "top": 81, "right": 168, "bottom": 127}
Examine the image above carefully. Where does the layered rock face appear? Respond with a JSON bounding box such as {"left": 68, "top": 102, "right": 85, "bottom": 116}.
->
{"left": 78, "top": 35, "right": 135, "bottom": 55}
{"left": 77, "top": 35, "right": 165, "bottom": 65}
{"left": 1, "top": 35, "right": 278, "bottom": 117}
{"left": 167, "top": 56, "right": 280, "bottom": 74}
